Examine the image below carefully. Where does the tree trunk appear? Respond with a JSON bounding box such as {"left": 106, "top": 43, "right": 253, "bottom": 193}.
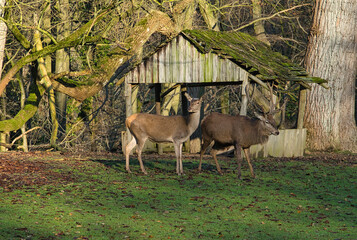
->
{"left": 304, "top": 0, "right": 357, "bottom": 152}
{"left": 33, "top": 13, "right": 59, "bottom": 149}
{"left": 197, "top": 0, "right": 220, "bottom": 30}
{"left": 0, "top": 0, "right": 6, "bottom": 72}
{"left": 220, "top": 89, "right": 229, "bottom": 114}
{"left": 18, "top": 73, "right": 28, "bottom": 152}
{"left": 0, "top": 0, "right": 8, "bottom": 151}
{"left": 161, "top": 84, "right": 180, "bottom": 116}
{"left": 55, "top": 0, "right": 70, "bottom": 141}
{"left": 251, "top": 0, "right": 270, "bottom": 45}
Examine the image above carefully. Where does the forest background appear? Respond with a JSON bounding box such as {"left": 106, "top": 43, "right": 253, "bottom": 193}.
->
{"left": 0, "top": 0, "right": 355, "bottom": 153}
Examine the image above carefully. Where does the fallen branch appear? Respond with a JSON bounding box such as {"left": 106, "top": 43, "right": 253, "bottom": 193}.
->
{"left": 11, "top": 127, "right": 42, "bottom": 146}
{"left": 0, "top": 126, "right": 41, "bottom": 149}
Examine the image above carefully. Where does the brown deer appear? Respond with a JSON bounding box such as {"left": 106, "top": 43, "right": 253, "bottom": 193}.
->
{"left": 125, "top": 93, "right": 202, "bottom": 175}
{"left": 199, "top": 110, "right": 279, "bottom": 179}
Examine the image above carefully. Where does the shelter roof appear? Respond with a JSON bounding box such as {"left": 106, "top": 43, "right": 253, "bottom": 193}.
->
{"left": 181, "top": 30, "right": 326, "bottom": 87}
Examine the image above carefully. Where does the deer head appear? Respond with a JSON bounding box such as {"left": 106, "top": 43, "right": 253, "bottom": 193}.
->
{"left": 254, "top": 111, "right": 280, "bottom": 136}
{"left": 185, "top": 92, "right": 202, "bottom": 113}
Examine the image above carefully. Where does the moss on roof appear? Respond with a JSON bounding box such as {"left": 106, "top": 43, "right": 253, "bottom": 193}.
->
{"left": 182, "top": 29, "right": 326, "bottom": 87}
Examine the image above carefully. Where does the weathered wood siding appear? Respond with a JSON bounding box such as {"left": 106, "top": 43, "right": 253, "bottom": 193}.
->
{"left": 125, "top": 35, "right": 249, "bottom": 84}
{"left": 249, "top": 129, "right": 307, "bottom": 158}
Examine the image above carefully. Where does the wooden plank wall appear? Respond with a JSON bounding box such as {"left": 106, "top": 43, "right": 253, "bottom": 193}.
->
{"left": 249, "top": 129, "right": 307, "bottom": 158}
{"left": 125, "top": 35, "right": 249, "bottom": 84}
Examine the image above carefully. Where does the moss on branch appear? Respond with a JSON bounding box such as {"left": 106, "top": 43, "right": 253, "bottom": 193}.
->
{"left": 0, "top": 82, "right": 44, "bottom": 132}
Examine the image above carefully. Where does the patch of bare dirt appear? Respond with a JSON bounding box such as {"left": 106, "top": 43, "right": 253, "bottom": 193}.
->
{"left": 0, "top": 151, "right": 119, "bottom": 191}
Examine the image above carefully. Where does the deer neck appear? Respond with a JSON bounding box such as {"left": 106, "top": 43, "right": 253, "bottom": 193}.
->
{"left": 186, "top": 111, "right": 200, "bottom": 134}
{"left": 257, "top": 122, "right": 270, "bottom": 144}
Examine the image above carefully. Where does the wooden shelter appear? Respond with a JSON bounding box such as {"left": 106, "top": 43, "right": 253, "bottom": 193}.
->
{"left": 122, "top": 30, "right": 326, "bottom": 156}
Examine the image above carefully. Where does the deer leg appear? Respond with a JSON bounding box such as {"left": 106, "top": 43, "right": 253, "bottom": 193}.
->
{"left": 179, "top": 143, "right": 184, "bottom": 175}
{"left": 211, "top": 149, "right": 223, "bottom": 175}
{"left": 199, "top": 140, "right": 212, "bottom": 172}
{"left": 125, "top": 137, "right": 137, "bottom": 173}
{"left": 174, "top": 143, "right": 182, "bottom": 175}
{"left": 136, "top": 139, "right": 147, "bottom": 175}
{"left": 235, "top": 144, "right": 242, "bottom": 179}
{"left": 243, "top": 148, "right": 255, "bottom": 178}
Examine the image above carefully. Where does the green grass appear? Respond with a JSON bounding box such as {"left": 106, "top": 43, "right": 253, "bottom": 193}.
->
{"left": 0, "top": 153, "right": 356, "bottom": 239}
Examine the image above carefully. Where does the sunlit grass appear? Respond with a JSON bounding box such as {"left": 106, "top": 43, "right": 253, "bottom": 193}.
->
{"left": 0, "top": 153, "right": 356, "bottom": 239}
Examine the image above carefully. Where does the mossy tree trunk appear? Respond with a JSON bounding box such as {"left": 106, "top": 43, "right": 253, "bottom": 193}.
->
{"left": 33, "top": 13, "right": 59, "bottom": 149}
{"left": 17, "top": 72, "right": 28, "bottom": 152}
{"left": 161, "top": 84, "right": 181, "bottom": 116}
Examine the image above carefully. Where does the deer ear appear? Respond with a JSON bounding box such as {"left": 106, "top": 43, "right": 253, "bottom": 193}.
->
{"left": 184, "top": 92, "right": 192, "bottom": 101}
{"left": 254, "top": 112, "right": 265, "bottom": 121}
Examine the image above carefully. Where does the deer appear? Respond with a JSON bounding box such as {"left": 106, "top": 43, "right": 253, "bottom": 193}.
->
{"left": 125, "top": 92, "right": 202, "bottom": 175}
{"left": 199, "top": 85, "right": 281, "bottom": 179}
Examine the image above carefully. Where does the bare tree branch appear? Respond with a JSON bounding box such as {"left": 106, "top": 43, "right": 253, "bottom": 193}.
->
{"left": 233, "top": 4, "right": 310, "bottom": 32}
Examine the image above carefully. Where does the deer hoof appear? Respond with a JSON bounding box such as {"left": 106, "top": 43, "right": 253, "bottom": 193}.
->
{"left": 126, "top": 169, "right": 132, "bottom": 174}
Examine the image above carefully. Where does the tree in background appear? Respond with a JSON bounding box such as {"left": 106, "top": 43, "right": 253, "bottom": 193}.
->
{"left": 304, "top": 0, "right": 357, "bottom": 152}
{"left": 0, "top": 0, "right": 7, "bottom": 151}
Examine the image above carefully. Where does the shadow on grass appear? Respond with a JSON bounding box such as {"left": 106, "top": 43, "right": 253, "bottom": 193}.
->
{"left": 92, "top": 154, "right": 223, "bottom": 176}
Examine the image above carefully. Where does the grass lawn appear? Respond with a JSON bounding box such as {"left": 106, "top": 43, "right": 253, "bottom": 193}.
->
{"left": 0, "top": 152, "right": 356, "bottom": 239}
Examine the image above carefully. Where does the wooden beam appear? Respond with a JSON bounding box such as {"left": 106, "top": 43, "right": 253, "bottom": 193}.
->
{"left": 155, "top": 84, "right": 161, "bottom": 115}
{"left": 297, "top": 86, "right": 307, "bottom": 129}
{"left": 124, "top": 80, "right": 132, "bottom": 153}
{"left": 240, "top": 78, "right": 248, "bottom": 116}
{"left": 154, "top": 83, "right": 163, "bottom": 154}
{"left": 248, "top": 74, "right": 268, "bottom": 90}
{"left": 131, "top": 85, "right": 139, "bottom": 114}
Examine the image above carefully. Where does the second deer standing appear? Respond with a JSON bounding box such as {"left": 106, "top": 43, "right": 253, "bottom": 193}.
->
{"left": 199, "top": 110, "right": 279, "bottom": 179}
{"left": 125, "top": 93, "right": 202, "bottom": 175}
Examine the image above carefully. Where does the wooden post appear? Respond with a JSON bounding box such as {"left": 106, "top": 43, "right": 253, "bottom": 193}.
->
{"left": 240, "top": 79, "right": 248, "bottom": 116}
{"left": 124, "top": 80, "right": 132, "bottom": 153}
{"left": 297, "top": 86, "right": 307, "bottom": 129}
{"left": 181, "top": 86, "right": 190, "bottom": 152}
{"left": 131, "top": 85, "right": 139, "bottom": 114}
{"left": 155, "top": 84, "right": 161, "bottom": 114}
{"left": 155, "top": 84, "right": 163, "bottom": 154}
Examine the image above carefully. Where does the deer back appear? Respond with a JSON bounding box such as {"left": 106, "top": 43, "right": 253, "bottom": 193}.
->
{"left": 126, "top": 114, "right": 190, "bottom": 142}
{"left": 201, "top": 112, "right": 279, "bottom": 148}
